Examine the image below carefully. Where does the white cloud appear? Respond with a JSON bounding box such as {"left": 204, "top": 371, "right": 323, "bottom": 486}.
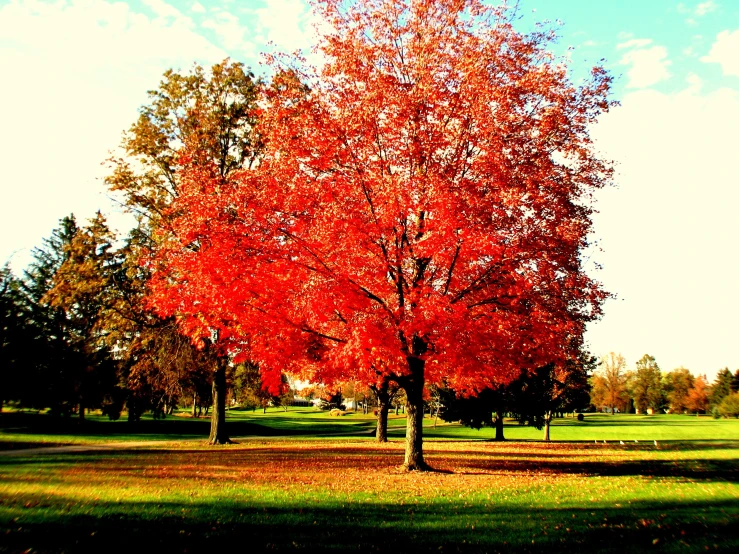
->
{"left": 695, "top": 1, "right": 718, "bottom": 16}
{"left": 677, "top": 1, "right": 718, "bottom": 18}
{"left": 142, "top": 0, "right": 188, "bottom": 22}
{"left": 0, "top": 0, "right": 229, "bottom": 270}
{"left": 701, "top": 30, "right": 739, "bottom": 77}
{"left": 617, "top": 38, "right": 653, "bottom": 50}
{"left": 587, "top": 83, "right": 739, "bottom": 378}
{"left": 255, "top": 0, "right": 316, "bottom": 54}
{"left": 249, "top": 0, "right": 332, "bottom": 72}
{"left": 191, "top": 2, "right": 206, "bottom": 14}
{"left": 202, "top": 9, "right": 256, "bottom": 53}
{"left": 685, "top": 72, "right": 703, "bottom": 89}
{"left": 619, "top": 45, "right": 671, "bottom": 88}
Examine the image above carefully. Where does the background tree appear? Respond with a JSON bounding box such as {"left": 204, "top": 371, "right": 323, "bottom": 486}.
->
{"left": 0, "top": 265, "right": 31, "bottom": 409}
{"left": 43, "top": 212, "right": 120, "bottom": 420}
{"left": 709, "top": 368, "right": 733, "bottom": 411}
{"left": 685, "top": 374, "right": 709, "bottom": 415}
{"left": 717, "top": 392, "right": 739, "bottom": 418}
{"left": 233, "top": 362, "right": 268, "bottom": 411}
{"left": 519, "top": 351, "right": 595, "bottom": 440}
{"left": 370, "top": 377, "right": 401, "bottom": 442}
{"left": 438, "top": 385, "right": 500, "bottom": 436}
{"left": 628, "top": 354, "right": 663, "bottom": 414}
{"left": 20, "top": 215, "right": 81, "bottom": 414}
{"left": 439, "top": 349, "right": 594, "bottom": 441}
{"left": 151, "top": 0, "right": 614, "bottom": 470}
{"left": 663, "top": 367, "right": 695, "bottom": 414}
{"left": 590, "top": 352, "right": 629, "bottom": 414}
{"left": 106, "top": 59, "right": 261, "bottom": 443}
{"left": 731, "top": 370, "right": 739, "bottom": 393}
{"left": 233, "top": 363, "right": 292, "bottom": 413}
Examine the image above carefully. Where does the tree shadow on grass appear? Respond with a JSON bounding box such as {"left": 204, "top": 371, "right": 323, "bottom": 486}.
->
{"left": 0, "top": 495, "right": 736, "bottom": 553}
{"left": 0, "top": 412, "right": 375, "bottom": 445}
{"left": 2, "top": 443, "right": 737, "bottom": 485}
{"left": 455, "top": 457, "right": 739, "bottom": 482}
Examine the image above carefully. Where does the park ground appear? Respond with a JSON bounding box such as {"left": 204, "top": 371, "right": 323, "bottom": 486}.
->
{"left": 0, "top": 410, "right": 737, "bottom": 553}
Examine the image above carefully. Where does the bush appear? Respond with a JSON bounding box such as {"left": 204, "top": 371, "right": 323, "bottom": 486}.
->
{"left": 718, "top": 392, "right": 739, "bottom": 418}
{"left": 577, "top": 413, "right": 584, "bottom": 421}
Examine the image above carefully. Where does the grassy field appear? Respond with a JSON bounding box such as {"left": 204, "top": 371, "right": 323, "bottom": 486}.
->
{"left": 4, "top": 408, "right": 738, "bottom": 446}
{"left": 0, "top": 411, "right": 737, "bottom": 552}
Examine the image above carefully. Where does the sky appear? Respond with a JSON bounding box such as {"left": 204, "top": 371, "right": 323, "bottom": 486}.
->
{"left": 1, "top": 0, "right": 737, "bottom": 380}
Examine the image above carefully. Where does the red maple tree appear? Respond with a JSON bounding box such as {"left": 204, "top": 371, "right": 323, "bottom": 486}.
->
{"left": 148, "top": 0, "right": 614, "bottom": 470}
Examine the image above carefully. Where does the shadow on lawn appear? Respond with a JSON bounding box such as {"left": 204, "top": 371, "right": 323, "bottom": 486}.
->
{"left": 456, "top": 457, "right": 739, "bottom": 482}
{"left": 567, "top": 416, "right": 729, "bottom": 427}
{"left": 1, "top": 495, "right": 736, "bottom": 553}
{"left": 0, "top": 412, "right": 374, "bottom": 443}
{"left": 2, "top": 443, "right": 737, "bottom": 484}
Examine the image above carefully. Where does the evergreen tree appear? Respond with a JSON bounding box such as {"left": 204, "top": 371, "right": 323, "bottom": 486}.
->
{"left": 20, "top": 215, "right": 81, "bottom": 414}
{"left": 731, "top": 369, "right": 739, "bottom": 394}
{"left": 710, "top": 368, "right": 733, "bottom": 409}
{"left": 43, "top": 213, "right": 120, "bottom": 419}
{"left": 0, "top": 264, "right": 31, "bottom": 408}
{"left": 440, "top": 350, "right": 595, "bottom": 441}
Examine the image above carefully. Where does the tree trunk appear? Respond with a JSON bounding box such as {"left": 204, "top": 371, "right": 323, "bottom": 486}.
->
{"left": 376, "top": 384, "right": 390, "bottom": 443}
{"left": 192, "top": 394, "right": 197, "bottom": 417}
{"left": 402, "top": 356, "right": 430, "bottom": 471}
{"left": 494, "top": 410, "right": 505, "bottom": 441}
{"left": 79, "top": 402, "right": 85, "bottom": 421}
{"left": 208, "top": 358, "right": 231, "bottom": 445}
{"left": 543, "top": 411, "right": 552, "bottom": 441}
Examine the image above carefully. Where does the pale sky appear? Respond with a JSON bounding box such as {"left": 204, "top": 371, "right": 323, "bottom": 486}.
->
{"left": 1, "top": 0, "right": 737, "bottom": 380}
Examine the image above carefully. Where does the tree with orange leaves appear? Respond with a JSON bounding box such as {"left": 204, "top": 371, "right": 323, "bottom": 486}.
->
{"left": 149, "top": 0, "right": 613, "bottom": 470}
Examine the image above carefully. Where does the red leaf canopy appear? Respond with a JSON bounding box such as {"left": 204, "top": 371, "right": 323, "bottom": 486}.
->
{"left": 147, "top": 0, "right": 613, "bottom": 396}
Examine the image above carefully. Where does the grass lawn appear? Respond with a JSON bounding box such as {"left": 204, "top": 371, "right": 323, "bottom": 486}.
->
{"left": 0, "top": 411, "right": 737, "bottom": 552}
{"left": 1, "top": 409, "right": 738, "bottom": 448}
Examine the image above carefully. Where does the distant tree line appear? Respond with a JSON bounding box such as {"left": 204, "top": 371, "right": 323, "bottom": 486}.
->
{"left": 589, "top": 352, "right": 739, "bottom": 418}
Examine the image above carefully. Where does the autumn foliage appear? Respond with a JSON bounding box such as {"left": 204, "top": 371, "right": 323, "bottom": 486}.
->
{"left": 147, "top": 0, "right": 614, "bottom": 468}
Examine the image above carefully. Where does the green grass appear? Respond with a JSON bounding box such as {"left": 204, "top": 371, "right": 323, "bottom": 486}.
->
{"left": 0, "top": 411, "right": 738, "bottom": 551}
{"left": 422, "top": 413, "right": 739, "bottom": 442}
{"left": 0, "top": 408, "right": 380, "bottom": 449}
{"left": 2, "top": 410, "right": 738, "bottom": 450}
{"left": 0, "top": 438, "right": 737, "bottom": 553}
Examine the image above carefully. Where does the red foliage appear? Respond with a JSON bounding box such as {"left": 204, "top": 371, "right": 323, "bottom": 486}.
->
{"left": 147, "top": 0, "right": 613, "bottom": 402}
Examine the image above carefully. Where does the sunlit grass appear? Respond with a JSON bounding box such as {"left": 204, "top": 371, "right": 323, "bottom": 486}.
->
{"left": 1, "top": 439, "right": 737, "bottom": 552}
{"left": 2, "top": 411, "right": 739, "bottom": 452}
